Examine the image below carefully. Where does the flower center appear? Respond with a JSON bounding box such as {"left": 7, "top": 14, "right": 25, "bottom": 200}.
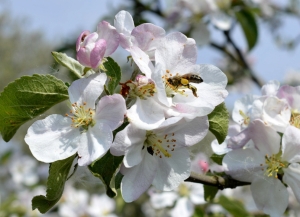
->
{"left": 178, "top": 183, "right": 190, "bottom": 197}
{"left": 120, "top": 76, "right": 156, "bottom": 100}
{"left": 290, "top": 110, "right": 300, "bottom": 128}
{"left": 144, "top": 131, "right": 178, "bottom": 158}
{"left": 239, "top": 110, "right": 250, "bottom": 126}
{"left": 65, "top": 102, "right": 95, "bottom": 131}
{"left": 264, "top": 153, "right": 288, "bottom": 178}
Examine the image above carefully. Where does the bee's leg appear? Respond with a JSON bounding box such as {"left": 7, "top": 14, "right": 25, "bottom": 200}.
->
{"left": 187, "top": 84, "right": 198, "bottom": 97}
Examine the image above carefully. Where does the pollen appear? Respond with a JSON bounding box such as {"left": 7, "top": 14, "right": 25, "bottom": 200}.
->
{"left": 144, "top": 131, "right": 178, "bottom": 158}
{"left": 66, "top": 102, "right": 95, "bottom": 130}
{"left": 264, "top": 153, "right": 288, "bottom": 178}
{"left": 290, "top": 110, "right": 300, "bottom": 128}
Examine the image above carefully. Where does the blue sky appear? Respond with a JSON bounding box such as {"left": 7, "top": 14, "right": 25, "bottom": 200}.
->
{"left": 2, "top": 0, "right": 300, "bottom": 102}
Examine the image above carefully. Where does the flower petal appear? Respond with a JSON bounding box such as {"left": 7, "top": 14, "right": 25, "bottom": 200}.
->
{"left": 77, "top": 122, "right": 113, "bottom": 166}
{"left": 170, "top": 197, "right": 194, "bottom": 217}
{"left": 152, "top": 148, "right": 190, "bottom": 191}
{"left": 281, "top": 126, "right": 300, "bottom": 163}
{"left": 95, "top": 94, "right": 126, "bottom": 130}
{"left": 251, "top": 177, "right": 288, "bottom": 217}
{"left": 90, "top": 39, "right": 106, "bottom": 69}
{"left": 97, "top": 21, "right": 120, "bottom": 56}
{"left": 25, "top": 114, "right": 79, "bottom": 163}
{"left": 130, "top": 46, "right": 155, "bottom": 78}
{"left": 121, "top": 150, "right": 158, "bottom": 202}
{"left": 283, "top": 163, "right": 300, "bottom": 203}
{"left": 68, "top": 73, "right": 107, "bottom": 109}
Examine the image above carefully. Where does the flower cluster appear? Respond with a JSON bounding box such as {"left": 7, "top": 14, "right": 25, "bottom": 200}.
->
{"left": 219, "top": 81, "right": 300, "bottom": 216}
{"left": 24, "top": 10, "right": 228, "bottom": 203}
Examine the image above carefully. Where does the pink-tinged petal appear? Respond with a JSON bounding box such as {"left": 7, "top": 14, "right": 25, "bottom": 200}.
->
{"left": 152, "top": 148, "right": 190, "bottom": 191}
{"left": 95, "top": 94, "right": 126, "bottom": 130}
{"left": 131, "top": 23, "right": 165, "bottom": 58}
{"left": 68, "top": 73, "right": 107, "bottom": 109}
{"left": 281, "top": 126, "right": 300, "bottom": 163}
{"left": 114, "top": 10, "right": 134, "bottom": 37}
{"left": 111, "top": 124, "right": 146, "bottom": 156}
{"left": 76, "top": 30, "right": 90, "bottom": 51}
{"left": 77, "top": 48, "right": 91, "bottom": 67}
{"left": 121, "top": 150, "right": 158, "bottom": 202}
{"left": 249, "top": 120, "right": 281, "bottom": 155}
{"left": 130, "top": 46, "right": 155, "bottom": 78}
{"left": 90, "top": 39, "right": 106, "bottom": 69}
{"left": 170, "top": 197, "right": 194, "bottom": 217}
{"left": 283, "top": 163, "right": 300, "bottom": 203}
{"left": 223, "top": 148, "right": 265, "bottom": 182}
{"left": 77, "top": 122, "right": 112, "bottom": 166}
{"left": 97, "top": 21, "right": 120, "bottom": 56}
{"left": 277, "top": 85, "right": 300, "bottom": 109}
{"left": 227, "top": 127, "right": 252, "bottom": 149}
{"left": 251, "top": 177, "right": 288, "bottom": 217}
{"left": 154, "top": 116, "right": 208, "bottom": 147}
{"left": 25, "top": 114, "right": 80, "bottom": 163}
{"left": 126, "top": 97, "right": 165, "bottom": 130}
{"left": 155, "top": 32, "right": 197, "bottom": 73}
{"left": 261, "top": 80, "right": 280, "bottom": 96}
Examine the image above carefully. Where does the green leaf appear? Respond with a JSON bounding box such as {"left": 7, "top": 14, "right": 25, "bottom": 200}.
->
{"left": 208, "top": 102, "right": 229, "bottom": 144}
{"left": 217, "top": 195, "right": 250, "bottom": 217}
{"left": 0, "top": 74, "right": 69, "bottom": 142}
{"left": 204, "top": 185, "right": 219, "bottom": 202}
{"left": 103, "top": 57, "right": 121, "bottom": 94}
{"left": 235, "top": 8, "right": 258, "bottom": 51}
{"left": 115, "top": 172, "right": 123, "bottom": 190}
{"left": 88, "top": 151, "right": 124, "bottom": 197}
{"left": 210, "top": 153, "right": 225, "bottom": 165}
{"left": 32, "top": 154, "right": 77, "bottom": 213}
{"left": 51, "top": 51, "right": 87, "bottom": 78}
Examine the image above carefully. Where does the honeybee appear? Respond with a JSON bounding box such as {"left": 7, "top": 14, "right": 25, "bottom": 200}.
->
{"left": 167, "top": 73, "right": 203, "bottom": 97}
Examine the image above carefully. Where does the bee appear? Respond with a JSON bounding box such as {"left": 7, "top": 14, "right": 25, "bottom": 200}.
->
{"left": 167, "top": 73, "right": 203, "bottom": 97}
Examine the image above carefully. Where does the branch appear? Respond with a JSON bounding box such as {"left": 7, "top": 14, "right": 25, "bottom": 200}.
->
{"left": 185, "top": 172, "right": 250, "bottom": 190}
{"left": 223, "top": 30, "right": 264, "bottom": 88}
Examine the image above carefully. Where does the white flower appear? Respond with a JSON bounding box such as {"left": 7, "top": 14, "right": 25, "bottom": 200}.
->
{"left": 111, "top": 116, "right": 208, "bottom": 202}
{"left": 131, "top": 32, "right": 228, "bottom": 120}
{"left": 25, "top": 73, "right": 126, "bottom": 166}
{"left": 223, "top": 120, "right": 300, "bottom": 217}
{"left": 87, "top": 194, "right": 117, "bottom": 217}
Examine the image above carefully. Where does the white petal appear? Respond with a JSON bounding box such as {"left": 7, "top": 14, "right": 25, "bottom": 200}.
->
{"left": 251, "top": 177, "right": 288, "bottom": 217}
{"left": 126, "top": 97, "right": 165, "bottom": 130}
{"left": 114, "top": 10, "right": 134, "bottom": 37}
{"left": 152, "top": 148, "right": 190, "bottom": 191}
{"left": 277, "top": 85, "right": 300, "bottom": 109}
{"left": 169, "top": 197, "right": 194, "bottom": 217}
{"left": 283, "top": 163, "right": 300, "bottom": 203}
{"left": 130, "top": 46, "right": 155, "bottom": 78}
{"left": 154, "top": 116, "right": 208, "bottom": 147}
{"left": 211, "top": 136, "right": 232, "bottom": 155}
{"left": 150, "top": 191, "right": 178, "bottom": 209}
{"left": 281, "top": 126, "right": 300, "bottom": 163}
{"left": 223, "top": 148, "right": 265, "bottom": 182}
{"left": 25, "top": 114, "right": 79, "bottom": 163}
{"left": 68, "top": 73, "right": 107, "bottom": 109}
{"left": 77, "top": 123, "right": 112, "bottom": 166}
{"left": 261, "top": 80, "right": 280, "bottom": 96}
{"left": 111, "top": 124, "right": 146, "bottom": 156}
{"left": 211, "top": 12, "right": 232, "bottom": 31}
{"left": 121, "top": 150, "right": 158, "bottom": 202}
{"left": 232, "top": 94, "right": 255, "bottom": 127}
{"left": 95, "top": 94, "right": 126, "bottom": 130}
{"left": 123, "top": 142, "right": 144, "bottom": 168}
{"left": 189, "top": 183, "right": 205, "bottom": 204}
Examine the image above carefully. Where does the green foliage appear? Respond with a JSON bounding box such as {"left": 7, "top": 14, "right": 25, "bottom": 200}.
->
{"left": 208, "top": 103, "right": 229, "bottom": 144}
{"left": 235, "top": 8, "right": 258, "bottom": 51}
{"left": 0, "top": 74, "right": 69, "bottom": 142}
{"left": 210, "top": 153, "right": 225, "bottom": 165}
{"left": 115, "top": 172, "right": 124, "bottom": 190}
{"left": 103, "top": 57, "right": 122, "bottom": 94}
{"left": 32, "top": 154, "right": 77, "bottom": 213}
{"left": 52, "top": 51, "right": 89, "bottom": 79}
{"left": 217, "top": 195, "right": 250, "bottom": 217}
{"left": 204, "top": 185, "right": 219, "bottom": 202}
{"left": 88, "top": 152, "right": 124, "bottom": 198}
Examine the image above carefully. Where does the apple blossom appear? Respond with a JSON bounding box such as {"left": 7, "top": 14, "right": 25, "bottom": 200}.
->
{"left": 131, "top": 32, "right": 228, "bottom": 119}
{"left": 110, "top": 116, "right": 208, "bottom": 202}
{"left": 25, "top": 73, "right": 126, "bottom": 166}
{"left": 223, "top": 120, "right": 300, "bottom": 217}
{"left": 76, "top": 21, "right": 119, "bottom": 69}
{"left": 114, "top": 10, "right": 165, "bottom": 59}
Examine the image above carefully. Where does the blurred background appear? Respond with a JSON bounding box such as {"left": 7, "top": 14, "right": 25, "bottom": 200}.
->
{"left": 0, "top": 0, "right": 300, "bottom": 216}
